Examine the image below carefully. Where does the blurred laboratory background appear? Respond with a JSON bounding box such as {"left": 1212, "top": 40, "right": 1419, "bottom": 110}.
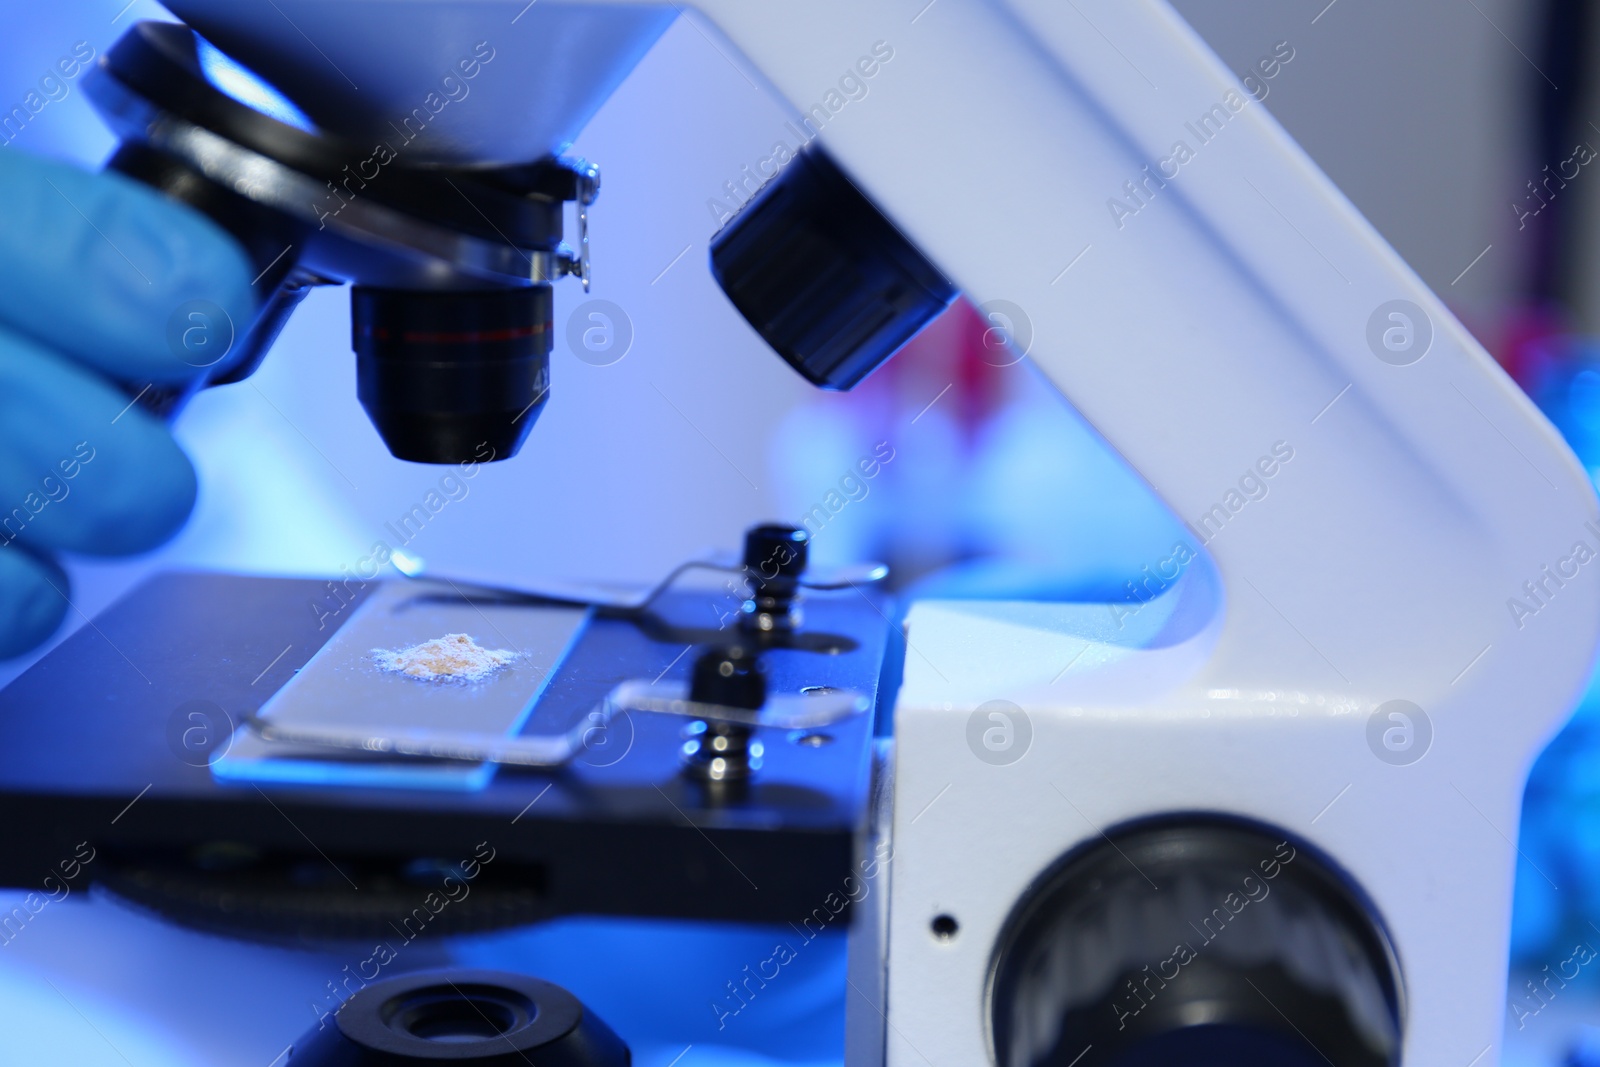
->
{"left": 1, "top": 0, "right": 1599, "bottom": 1064}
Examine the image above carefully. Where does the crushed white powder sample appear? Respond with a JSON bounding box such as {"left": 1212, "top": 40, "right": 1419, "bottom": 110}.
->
{"left": 372, "top": 633, "right": 518, "bottom": 682}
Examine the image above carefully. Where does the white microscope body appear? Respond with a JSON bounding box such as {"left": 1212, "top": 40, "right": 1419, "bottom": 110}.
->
{"left": 162, "top": 1, "right": 1600, "bottom": 1063}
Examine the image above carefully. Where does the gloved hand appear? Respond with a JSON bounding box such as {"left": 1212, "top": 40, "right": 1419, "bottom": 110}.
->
{"left": 0, "top": 150, "right": 255, "bottom": 658}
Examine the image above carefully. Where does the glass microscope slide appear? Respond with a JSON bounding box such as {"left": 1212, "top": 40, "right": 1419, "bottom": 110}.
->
{"left": 212, "top": 581, "right": 590, "bottom": 791}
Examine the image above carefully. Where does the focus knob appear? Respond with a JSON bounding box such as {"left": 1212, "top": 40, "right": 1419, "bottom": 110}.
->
{"left": 688, "top": 645, "right": 767, "bottom": 710}
{"left": 289, "top": 969, "right": 629, "bottom": 1066}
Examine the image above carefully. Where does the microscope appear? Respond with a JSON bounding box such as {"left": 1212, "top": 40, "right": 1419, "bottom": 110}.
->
{"left": 0, "top": 1, "right": 1594, "bottom": 1064}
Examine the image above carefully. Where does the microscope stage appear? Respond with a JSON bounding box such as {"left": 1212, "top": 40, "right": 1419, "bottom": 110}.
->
{"left": 0, "top": 572, "right": 892, "bottom": 942}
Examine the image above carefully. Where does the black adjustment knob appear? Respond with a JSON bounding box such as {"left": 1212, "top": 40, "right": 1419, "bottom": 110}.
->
{"left": 290, "top": 969, "right": 629, "bottom": 1066}
{"left": 683, "top": 646, "right": 766, "bottom": 784}
{"left": 710, "top": 148, "right": 956, "bottom": 390}
{"left": 745, "top": 523, "right": 808, "bottom": 580}
{"left": 689, "top": 645, "right": 767, "bottom": 710}
{"left": 742, "top": 523, "right": 808, "bottom": 635}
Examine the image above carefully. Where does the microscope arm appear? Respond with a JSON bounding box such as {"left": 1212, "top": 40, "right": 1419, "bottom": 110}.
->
{"left": 682, "top": 3, "right": 1600, "bottom": 1062}
{"left": 677, "top": 0, "right": 1600, "bottom": 725}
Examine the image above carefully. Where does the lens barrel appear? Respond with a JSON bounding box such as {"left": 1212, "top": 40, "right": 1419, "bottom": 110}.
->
{"left": 710, "top": 148, "right": 956, "bottom": 391}
{"left": 352, "top": 286, "right": 552, "bottom": 464}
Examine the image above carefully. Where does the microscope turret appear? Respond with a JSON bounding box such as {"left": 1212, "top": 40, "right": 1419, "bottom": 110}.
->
{"left": 85, "top": 21, "right": 605, "bottom": 462}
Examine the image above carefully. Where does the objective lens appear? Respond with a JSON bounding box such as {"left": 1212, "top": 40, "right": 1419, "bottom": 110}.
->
{"left": 710, "top": 148, "right": 956, "bottom": 391}
{"left": 352, "top": 286, "right": 552, "bottom": 464}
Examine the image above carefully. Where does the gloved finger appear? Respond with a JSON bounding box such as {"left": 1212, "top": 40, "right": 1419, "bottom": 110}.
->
{"left": 0, "top": 151, "right": 257, "bottom": 386}
{"left": 0, "top": 326, "right": 196, "bottom": 556}
{"left": 0, "top": 548, "right": 68, "bottom": 660}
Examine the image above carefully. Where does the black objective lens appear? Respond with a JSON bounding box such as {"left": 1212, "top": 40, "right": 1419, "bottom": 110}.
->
{"left": 352, "top": 286, "right": 552, "bottom": 464}
{"left": 710, "top": 148, "right": 956, "bottom": 390}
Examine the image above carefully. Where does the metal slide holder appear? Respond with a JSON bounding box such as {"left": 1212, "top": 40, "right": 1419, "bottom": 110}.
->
{"left": 246, "top": 674, "right": 868, "bottom": 772}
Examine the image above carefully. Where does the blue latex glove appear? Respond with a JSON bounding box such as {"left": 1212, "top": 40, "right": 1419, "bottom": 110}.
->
{"left": 0, "top": 150, "right": 255, "bottom": 657}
